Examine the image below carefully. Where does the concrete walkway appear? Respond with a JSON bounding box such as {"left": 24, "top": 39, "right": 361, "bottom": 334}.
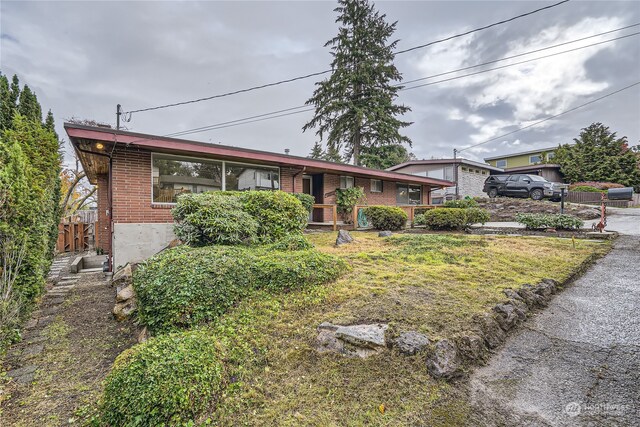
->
{"left": 469, "top": 210, "right": 640, "bottom": 426}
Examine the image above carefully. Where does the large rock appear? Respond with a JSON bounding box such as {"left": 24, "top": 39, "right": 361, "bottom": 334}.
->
{"left": 112, "top": 299, "right": 136, "bottom": 322}
{"left": 426, "top": 339, "right": 462, "bottom": 379}
{"left": 455, "top": 334, "right": 486, "bottom": 363}
{"left": 516, "top": 285, "right": 548, "bottom": 307}
{"left": 335, "top": 230, "right": 354, "bottom": 246}
{"left": 112, "top": 263, "right": 135, "bottom": 288}
{"left": 116, "top": 284, "right": 135, "bottom": 302}
{"left": 378, "top": 231, "right": 393, "bottom": 237}
{"left": 474, "top": 313, "right": 506, "bottom": 349}
{"left": 392, "top": 331, "right": 430, "bottom": 355}
{"left": 493, "top": 303, "right": 526, "bottom": 331}
{"left": 316, "top": 322, "right": 388, "bottom": 358}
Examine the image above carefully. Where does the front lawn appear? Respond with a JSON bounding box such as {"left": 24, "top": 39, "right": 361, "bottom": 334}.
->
{"left": 201, "top": 232, "right": 608, "bottom": 426}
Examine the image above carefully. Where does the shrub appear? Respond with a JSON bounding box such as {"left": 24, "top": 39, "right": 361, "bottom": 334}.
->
{"left": 100, "top": 328, "right": 225, "bottom": 427}
{"left": 133, "top": 245, "right": 345, "bottom": 332}
{"left": 292, "top": 193, "right": 315, "bottom": 213}
{"left": 414, "top": 208, "right": 468, "bottom": 230}
{"left": 238, "top": 191, "right": 309, "bottom": 242}
{"left": 263, "top": 234, "right": 313, "bottom": 251}
{"left": 515, "top": 213, "right": 584, "bottom": 230}
{"left": 569, "top": 181, "right": 624, "bottom": 190}
{"left": 172, "top": 193, "right": 259, "bottom": 246}
{"left": 443, "top": 198, "right": 478, "bottom": 209}
{"left": 570, "top": 185, "right": 604, "bottom": 193}
{"left": 335, "top": 187, "right": 366, "bottom": 223}
{"left": 362, "top": 206, "right": 408, "bottom": 230}
{"left": 464, "top": 207, "right": 490, "bottom": 225}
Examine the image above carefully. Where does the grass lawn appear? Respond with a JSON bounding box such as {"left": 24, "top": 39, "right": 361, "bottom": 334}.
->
{"left": 204, "top": 232, "right": 609, "bottom": 426}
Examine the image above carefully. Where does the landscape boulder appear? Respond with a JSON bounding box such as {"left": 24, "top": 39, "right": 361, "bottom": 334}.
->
{"left": 391, "top": 331, "right": 430, "bottom": 355}
{"left": 378, "top": 231, "right": 393, "bottom": 237}
{"left": 316, "top": 322, "right": 388, "bottom": 358}
{"left": 425, "top": 339, "right": 462, "bottom": 379}
{"left": 455, "top": 334, "right": 486, "bottom": 363}
{"left": 116, "top": 284, "right": 135, "bottom": 303}
{"left": 474, "top": 313, "right": 506, "bottom": 349}
{"left": 112, "top": 263, "right": 136, "bottom": 288}
{"left": 335, "top": 230, "right": 354, "bottom": 246}
{"left": 112, "top": 299, "right": 136, "bottom": 322}
{"left": 493, "top": 303, "right": 526, "bottom": 331}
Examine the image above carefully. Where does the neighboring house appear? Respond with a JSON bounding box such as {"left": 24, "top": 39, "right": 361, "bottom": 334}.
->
{"left": 484, "top": 147, "right": 564, "bottom": 182}
{"left": 65, "top": 123, "right": 452, "bottom": 270}
{"left": 387, "top": 159, "right": 503, "bottom": 203}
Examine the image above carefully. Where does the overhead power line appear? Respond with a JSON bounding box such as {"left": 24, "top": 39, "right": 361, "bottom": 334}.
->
{"left": 122, "top": 0, "right": 571, "bottom": 115}
{"left": 457, "top": 81, "right": 640, "bottom": 153}
{"left": 162, "top": 28, "right": 639, "bottom": 138}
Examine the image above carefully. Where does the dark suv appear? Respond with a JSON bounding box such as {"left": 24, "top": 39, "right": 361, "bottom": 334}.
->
{"left": 483, "top": 174, "right": 558, "bottom": 201}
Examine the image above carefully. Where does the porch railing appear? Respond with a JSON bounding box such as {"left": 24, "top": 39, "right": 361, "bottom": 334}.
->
{"left": 311, "top": 204, "right": 338, "bottom": 231}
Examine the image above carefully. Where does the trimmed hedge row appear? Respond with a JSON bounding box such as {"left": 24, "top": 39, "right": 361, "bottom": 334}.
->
{"left": 515, "top": 213, "right": 584, "bottom": 230}
{"left": 172, "top": 191, "right": 309, "bottom": 246}
{"left": 101, "top": 329, "right": 224, "bottom": 427}
{"left": 133, "top": 244, "right": 346, "bottom": 333}
{"left": 362, "top": 206, "right": 408, "bottom": 230}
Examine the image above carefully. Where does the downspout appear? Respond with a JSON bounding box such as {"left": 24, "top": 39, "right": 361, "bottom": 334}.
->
{"left": 292, "top": 166, "right": 306, "bottom": 193}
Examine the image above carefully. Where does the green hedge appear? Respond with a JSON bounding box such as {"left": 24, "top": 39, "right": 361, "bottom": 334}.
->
{"left": 570, "top": 185, "right": 604, "bottom": 193}
{"left": 443, "top": 198, "right": 478, "bottom": 209}
{"left": 414, "top": 207, "right": 489, "bottom": 230}
{"left": 362, "top": 206, "right": 408, "bottom": 230}
{"left": 292, "top": 193, "right": 315, "bottom": 213}
{"left": 172, "top": 193, "right": 259, "bottom": 246}
{"left": 100, "top": 328, "right": 224, "bottom": 427}
{"left": 172, "top": 191, "right": 308, "bottom": 245}
{"left": 133, "top": 245, "right": 345, "bottom": 333}
{"left": 515, "top": 213, "right": 584, "bottom": 230}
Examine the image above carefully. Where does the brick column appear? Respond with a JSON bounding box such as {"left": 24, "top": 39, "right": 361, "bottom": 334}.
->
{"left": 96, "top": 173, "right": 111, "bottom": 254}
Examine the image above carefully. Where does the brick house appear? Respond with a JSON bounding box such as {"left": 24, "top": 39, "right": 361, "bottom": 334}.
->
{"left": 387, "top": 159, "right": 503, "bottom": 203}
{"left": 65, "top": 123, "right": 452, "bottom": 270}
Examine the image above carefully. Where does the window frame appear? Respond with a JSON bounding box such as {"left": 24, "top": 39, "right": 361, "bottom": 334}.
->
{"left": 395, "top": 183, "right": 422, "bottom": 205}
{"left": 529, "top": 155, "right": 542, "bottom": 164}
{"left": 151, "top": 152, "right": 280, "bottom": 205}
{"left": 340, "top": 175, "right": 355, "bottom": 189}
{"left": 496, "top": 159, "right": 507, "bottom": 168}
{"left": 370, "top": 179, "right": 383, "bottom": 193}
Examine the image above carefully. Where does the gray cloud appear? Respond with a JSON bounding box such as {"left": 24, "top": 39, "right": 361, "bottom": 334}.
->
{"left": 1, "top": 0, "right": 638, "bottom": 167}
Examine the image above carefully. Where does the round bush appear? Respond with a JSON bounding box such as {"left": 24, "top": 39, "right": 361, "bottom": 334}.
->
{"left": 362, "top": 206, "right": 408, "bottom": 230}
{"left": 414, "top": 208, "right": 467, "bottom": 230}
{"left": 238, "top": 191, "right": 309, "bottom": 242}
{"left": 443, "top": 198, "right": 478, "bottom": 209}
{"left": 464, "top": 207, "right": 490, "bottom": 225}
{"left": 133, "top": 245, "right": 346, "bottom": 333}
{"left": 172, "top": 193, "right": 259, "bottom": 246}
{"left": 263, "top": 234, "right": 314, "bottom": 251}
{"left": 292, "top": 193, "right": 315, "bottom": 213}
{"left": 515, "top": 213, "right": 583, "bottom": 230}
{"left": 101, "top": 329, "right": 224, "bottom": 427}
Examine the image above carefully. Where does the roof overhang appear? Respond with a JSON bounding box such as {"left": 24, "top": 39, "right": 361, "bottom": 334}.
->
{"left": 503, "top": 164, "right": 562, "bottom": 173}
{"left": 64, "top": 123, "right": 454, "bottom": 188}
{"left": 388, "top": 158, "right": 504, "bottom": 173}
{"left": 484, "top": 146, "right": 559, "bottom": 162}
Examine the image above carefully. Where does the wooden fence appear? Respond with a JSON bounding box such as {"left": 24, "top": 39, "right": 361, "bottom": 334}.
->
{"left": 565, "top": 191, "right": 604, "bottom": 204}
{"left": 56, "top": 221, "right": 94, "bottom": 253}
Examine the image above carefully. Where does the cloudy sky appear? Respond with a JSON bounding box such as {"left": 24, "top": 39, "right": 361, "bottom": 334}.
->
{"left": 2, "top": 0, "right": 639, "bottom": 166}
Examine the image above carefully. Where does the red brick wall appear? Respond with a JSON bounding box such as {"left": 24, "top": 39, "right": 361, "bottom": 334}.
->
{"left": 111, "top": 148, "right": 173, "bottom": 224}
{"left": 96, "top": 174, "right": 111, "bottom": 254}
{"left": 280, "top": 167, "right": 304, "bottom": 193}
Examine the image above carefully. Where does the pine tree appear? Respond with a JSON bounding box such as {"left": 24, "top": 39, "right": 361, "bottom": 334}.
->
{"left": 308, "top": 141, "right": 325, "bottom": 159}
{"left": 303, "top": 0, "right": 411, "bottom": 166}
{"left": 18, "top": 85, "right": 42, "bottom": 123}
{"left": 0, "top": 73, "right": 14, "bottom": 131}
{"left": 360, "top": 144, "right": 414, "bottom": 169}
{"left": 324, "top": 145, "right": 344, "bottom": 163}
{"left": 555, "top": 123, "right": 640, "bottom": 190}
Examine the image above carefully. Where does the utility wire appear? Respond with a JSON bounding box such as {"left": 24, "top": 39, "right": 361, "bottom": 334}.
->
{"left": 163, "top": 29, "right": 639, "bottom": 137}
{"left": 122, "top": 0, "right": 571, "bottom": 114}
{"left": 457, "top": 81, "right": 640, "bottom": 153}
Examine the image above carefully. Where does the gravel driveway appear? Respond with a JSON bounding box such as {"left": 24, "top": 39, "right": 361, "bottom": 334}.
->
{"left": 468, "top": 209, "right": 640, "bottom": 426}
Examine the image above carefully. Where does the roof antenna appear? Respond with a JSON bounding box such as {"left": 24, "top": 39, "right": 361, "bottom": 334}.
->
{"left": 116, "top": 104, "right": 121, "bottom": 130}
{"left": 284, "top": 148, "right": 290, "bottom": 155}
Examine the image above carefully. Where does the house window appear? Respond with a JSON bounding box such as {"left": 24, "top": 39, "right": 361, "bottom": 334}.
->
{"left": 371, "top": 179, "right": 383, "bottom": 193}
{"left": 461, "top": 167, "right": 468, "bottom": 172}
{"left": 396, "top": 184, "right": 422, "bottom": 205}
{"left": 152, "top": 154, "right": 280, "bottom": 203}
{"left": 547, "top": 152, "right": 556, "bottom": 160}
{"left": 444, "top": 166, "right": 454, "bottom": 181}
{"left": 481, "top": 170, "right": 487, "bottom": 175}
{"left": 529, "top": 155, "right": 542, "bottom": 164}
{"left": 225, "top": 163, "right": 280, "bottom": 191}
{"left": 340, "top": 175, "right": 355, "bottom": 189}
{"left": 496, "top": 159, "right": 507, "bottom": 168}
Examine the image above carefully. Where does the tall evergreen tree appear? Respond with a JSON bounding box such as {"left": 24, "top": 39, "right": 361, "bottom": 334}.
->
{"left": 323, "top": 145, "right": 345, "bottom": 163}
{"left": 0, "top": 73, "right": 17, "bottom": 131}
{"left": 303, "top": 0, "right": 411, "bottom": 166}
{"left": 360, "top": 144, "right": 414, "bottom": 169}
{"left": 18, "top": 85, "right": 42, "bottom": 123}
{"left": 554, "top": 122, "right": 640, "bottom": 190}
{"left": 308, "top": 141, "right": 324, "bottom": 159}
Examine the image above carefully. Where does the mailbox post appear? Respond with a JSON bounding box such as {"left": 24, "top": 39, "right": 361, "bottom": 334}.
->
{"left": 556, "top": 184, "right": 569, "bottom": 214}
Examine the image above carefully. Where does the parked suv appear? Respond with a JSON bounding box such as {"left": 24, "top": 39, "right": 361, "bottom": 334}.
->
{"left": 483, "top": 174, "right": 558, "bottom": 201}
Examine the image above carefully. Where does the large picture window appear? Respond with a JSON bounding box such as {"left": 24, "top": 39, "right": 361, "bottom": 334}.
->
{"left": 152, "top": 154, "right": 279, "bottom": 203}
{"left": 396, "top": 184, "right": 422, "bottom": 205}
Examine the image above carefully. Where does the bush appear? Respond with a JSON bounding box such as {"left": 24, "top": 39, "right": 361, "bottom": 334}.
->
{"left": 414, "top": 208, "right": 468, "bottom": 230}
{"left": 515, "top": 213, "right": 584, "bottom": 230}
{"left": 238, "top": 191, "right": 309, "bottom": 243}
{"left": 362, "top": 206, "right": 408, "bottom": 230}
{"left": 292, "top": 193, "right": 315, "bottom": 213}
{"left": 569, "top": 181, "right": 624, "bottom": 190}
{"left": 570, "top": 186, "right": 604, "bottom": 193}
{"left": 172, "top": 193, "right": 259, "bottom": 246}
{"left": 335, "top": 187, "right": 366, "bottom": 223}
{"left": 414, "top": 207, "right": 489, "bottom": 230}
{"left": 133, "top": 245, "right": 345, "bottom": 333}
{"left": 263, "top": 234, "right": 313, "bottom": 251}
{"left": 443, "top": 198, "right": 478, "bottom": 209}
{"left": 100, "top": 329, "right": 225, "bottom": 427}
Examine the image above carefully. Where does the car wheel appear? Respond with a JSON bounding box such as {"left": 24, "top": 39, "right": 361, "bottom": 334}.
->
{"left": 530, "top": 188, "right": 544, "bottom": 201}
{"left": 488, "top": 188, "right": 498, "bottom": 198}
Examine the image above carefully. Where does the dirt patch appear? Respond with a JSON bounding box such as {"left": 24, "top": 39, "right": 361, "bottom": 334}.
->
{"left": 475, "top": 197, "right": 600, "bottom": 221}
{"left": 0, "top": 273, "right": 136, "bottom": 426}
